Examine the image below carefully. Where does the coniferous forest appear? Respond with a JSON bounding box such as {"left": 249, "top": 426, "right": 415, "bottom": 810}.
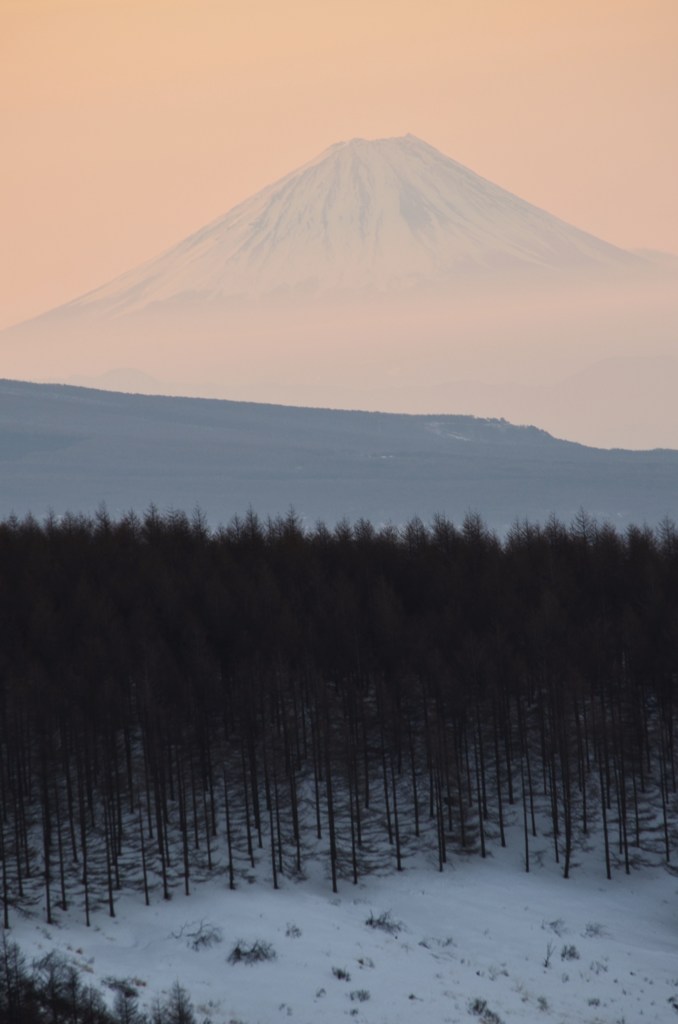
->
{"left": 1, "top": 506, "right": 678, "bottom": 938}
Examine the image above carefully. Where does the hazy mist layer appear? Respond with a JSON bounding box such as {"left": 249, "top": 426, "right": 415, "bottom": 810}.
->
{"left": 5, "top": 272, "right": 676, "bottom": 451}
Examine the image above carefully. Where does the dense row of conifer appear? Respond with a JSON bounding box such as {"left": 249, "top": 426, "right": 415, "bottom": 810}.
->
{"left": 0, "top": 508, "right": 677, "bottom": 928}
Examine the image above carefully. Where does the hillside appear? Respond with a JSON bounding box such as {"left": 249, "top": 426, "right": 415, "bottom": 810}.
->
{"left": 1, "top": 379, "right": 677, "bottom": 531}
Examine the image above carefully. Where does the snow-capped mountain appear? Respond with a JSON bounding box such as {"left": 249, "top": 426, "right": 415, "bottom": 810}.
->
{"left": 3, "top": 135, "right": 675, "bottom": 449}
{"left": 69, "top": 134, "right": 637, "bottom": 314}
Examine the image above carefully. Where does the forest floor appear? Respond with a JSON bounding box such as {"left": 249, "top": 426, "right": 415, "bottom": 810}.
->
{"left": 9, "top": 816, "right": 678, "bottom": 1024}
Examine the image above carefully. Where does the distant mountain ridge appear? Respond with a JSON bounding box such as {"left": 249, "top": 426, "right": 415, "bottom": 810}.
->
{"left": 1, "top": 379, "right": 676, "bottom": 532}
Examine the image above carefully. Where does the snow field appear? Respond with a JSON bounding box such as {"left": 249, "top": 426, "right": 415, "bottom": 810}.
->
{"left": 12, "top": 818, "right": 678, "bottom": 1024}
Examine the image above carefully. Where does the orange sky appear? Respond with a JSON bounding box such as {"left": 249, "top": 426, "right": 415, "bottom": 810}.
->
{"left": 2, "top": 0, "right": 677, "bottom": 330}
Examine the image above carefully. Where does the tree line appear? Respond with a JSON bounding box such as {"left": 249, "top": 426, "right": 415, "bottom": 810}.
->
{"left": 0, "top": 507, "right": 677, "bottom": 927}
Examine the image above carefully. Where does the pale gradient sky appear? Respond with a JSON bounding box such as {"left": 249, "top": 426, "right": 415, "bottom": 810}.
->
{"left": 2, "top": 0, "right": 677, "bottom": 330}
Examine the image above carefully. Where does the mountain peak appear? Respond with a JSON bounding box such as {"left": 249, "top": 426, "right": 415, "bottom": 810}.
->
{"left": 318, "top": 133, "right": 442, "bottom": 163}
{"left": 332, "top": 133, "right": 425, "bottom": 147}
{"left": 70, "top": 135, "right": 635, "bottom": 315}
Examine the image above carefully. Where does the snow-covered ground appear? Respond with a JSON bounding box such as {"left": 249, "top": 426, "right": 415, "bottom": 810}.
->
{"left": 12, "top": 819, "right": 678, "bottom": 1024}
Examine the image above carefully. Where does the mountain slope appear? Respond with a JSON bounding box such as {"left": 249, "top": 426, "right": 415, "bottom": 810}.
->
{"left": 2, "top": 137, "right": 674, "bottom": 449}
{"left": 69, "top": 135, "right": 637, "bottom": 315}
{"left": 1, "top": 379, "right": 677, "bottom": 531}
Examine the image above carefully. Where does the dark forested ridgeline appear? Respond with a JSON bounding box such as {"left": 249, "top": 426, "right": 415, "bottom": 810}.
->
{"left": 1, "top": 508, "right": 677, "bottom": 927}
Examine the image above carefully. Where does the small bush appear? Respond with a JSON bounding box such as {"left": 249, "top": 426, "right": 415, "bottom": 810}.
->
{"left": 350, "top": 989, "right": 371, "bottom": 1002}
{"left": 365, "top": 911, "right": 401, "bottom": 936}
{"left": 285, "top": 923, "right": 302, "bottom": 939}
{"left": 332, "top": 966, "right": 351, "bottom": 981}
{"left": 420, "top": 936, "right": 455, "bottom": 951}
{"left": 469, "top": 998, "right": 503, "bottom": 1024}
{"left": 103, "top": 976, "right": 140, "bottom": 998}
{"left": 172, "top": 920, "right": 223, "bottom": 951}
{"left": 191, "top": 926, "right": 223, "bottom": 951}
{"left": 561, "top": 944, "right": 580, "bottom": 961}
{"left": 228, "top": 940, "right": 276, "bottom": 965}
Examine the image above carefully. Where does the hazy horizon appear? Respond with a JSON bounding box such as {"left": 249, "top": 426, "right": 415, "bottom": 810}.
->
{"left": 5, "top": 271, "right": 678, "bottom": 450}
